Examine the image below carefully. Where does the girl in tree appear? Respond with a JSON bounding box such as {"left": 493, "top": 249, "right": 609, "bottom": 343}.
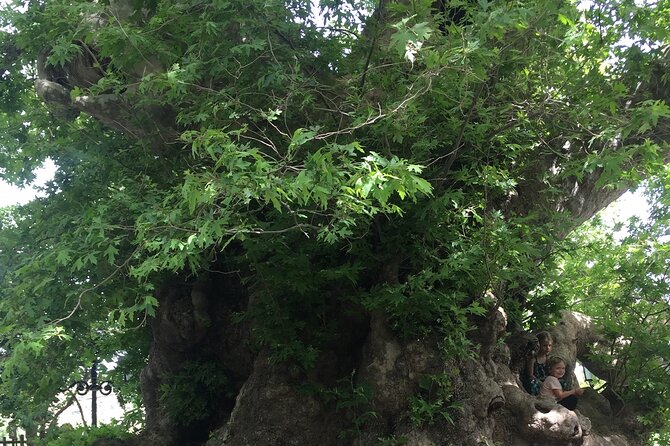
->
{"left": 540, "top": 356, "right": 584, "bottom": 410}
{"left": 523, "top": 331, "right": 553, "bottom": 395}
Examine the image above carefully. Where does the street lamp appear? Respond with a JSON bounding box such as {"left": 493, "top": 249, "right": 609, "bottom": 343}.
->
{"left": 70, "top": 361, "right": 113, "bottom": 427}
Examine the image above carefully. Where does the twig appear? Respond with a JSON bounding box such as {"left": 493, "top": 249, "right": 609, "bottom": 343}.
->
{"left": 359, "top": 0, "right": 385, "bottom": 91}
{"left": 71, "top": 391, "right": 88, "bottom": 427}
{"left": 110, "top": 11, "right": 152, "bottom": 67}
{"left": 232, "top": 223, "right": 319, "bottom": 235}
{"left": 434, "top": 81, "right": 486, "bottom": 172}
{"left": 316, "top": 74, "right": 434, "bottom": 140}
{"left": 48, "top": 392, "right": 77, "bottom": 432}
{"left": 51, "top": 247, "right": 138, "bottom": 325}
{"left": 316, "top": 26, "right": 360, "bottom": 38}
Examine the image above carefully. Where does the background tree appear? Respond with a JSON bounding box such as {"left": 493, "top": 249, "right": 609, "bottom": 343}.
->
{"left": 549, "top": 174, "right": 670, "bottom": 440}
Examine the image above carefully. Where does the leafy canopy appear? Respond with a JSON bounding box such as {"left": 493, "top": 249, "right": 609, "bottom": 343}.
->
{"left": 0, "top": 0, "right": 669, "bottom": 439}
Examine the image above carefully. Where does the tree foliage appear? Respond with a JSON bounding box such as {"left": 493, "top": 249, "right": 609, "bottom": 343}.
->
{"left": 0, "top": 0, "right": 669, "bottom": 442}
{"left": 548, "top": 173, "right": 670, "bottom": 430}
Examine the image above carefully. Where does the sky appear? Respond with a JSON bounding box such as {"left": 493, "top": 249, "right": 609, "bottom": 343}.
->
{"left": 0, "top": 159, "right": 56, "bottom": 207}
{"left": 601, "top": 189, "right": 650, "bottom": 225}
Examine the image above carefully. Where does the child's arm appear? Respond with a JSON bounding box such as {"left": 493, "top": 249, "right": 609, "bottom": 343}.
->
{"left": 526, "top": 357, "right": 536, "bottom": 379}
{"left": 551, "top": 387, "right": 584, "bottom": 400}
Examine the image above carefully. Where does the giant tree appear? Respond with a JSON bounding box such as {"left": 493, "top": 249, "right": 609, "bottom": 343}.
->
{"left": 0, "top": 0, "right": 669, "bottom": 445}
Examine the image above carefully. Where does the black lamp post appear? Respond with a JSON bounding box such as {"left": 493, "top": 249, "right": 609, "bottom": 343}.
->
{"left": 70, "top": 361, "right": 113, "bottom": 427}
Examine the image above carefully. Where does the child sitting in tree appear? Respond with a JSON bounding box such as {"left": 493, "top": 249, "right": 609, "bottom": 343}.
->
{"left": 540, "top": 356, "right": 584, "bottom": 410}
{"left": 523, "top": 331, "right": 553, "bottom": 395}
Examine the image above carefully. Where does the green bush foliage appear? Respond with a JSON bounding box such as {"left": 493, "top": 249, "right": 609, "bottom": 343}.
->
{"left": 409, "top": 372, "right": 461, "bottom": 426}
{"left": 37, "top": 424, "right": 131, "bottom": 446}
{"left": 316, "top": 372, "right": 378, "bottom": 439}
{"left": 159, "top": 361, "right": 234, "bottom": 426}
